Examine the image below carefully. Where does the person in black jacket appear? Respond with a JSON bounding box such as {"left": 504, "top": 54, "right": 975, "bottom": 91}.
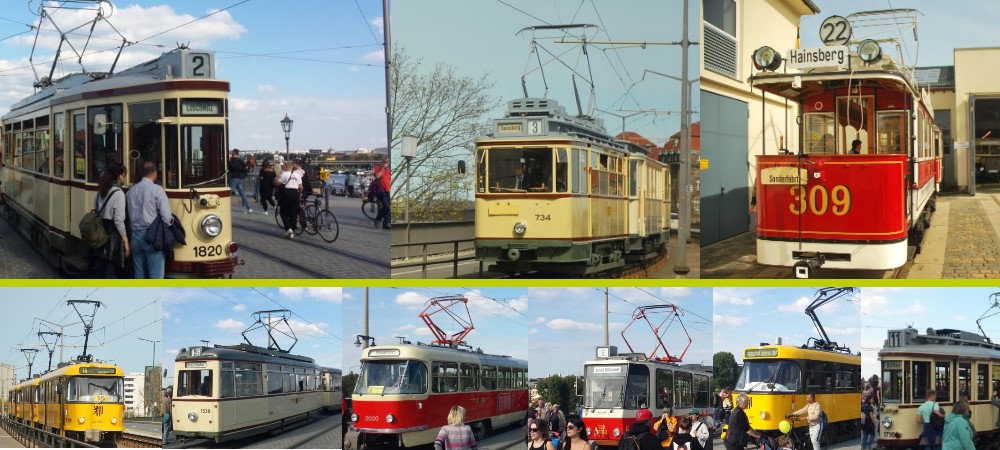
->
{"left": 229, "top": 148, "right": 252, "bottom": 213}
{"left": 725, "top": 393, "right": 761, "bottom": 450}
{"left": 618, "top": 409, "right": 661, "bottom": 450}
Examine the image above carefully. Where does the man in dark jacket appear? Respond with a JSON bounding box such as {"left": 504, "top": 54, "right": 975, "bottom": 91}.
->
{"left": 618, "top": 409, "right": 661, "bottom": 450}
{"left": 229, "top": 148, "right": 252, "bottom": 213}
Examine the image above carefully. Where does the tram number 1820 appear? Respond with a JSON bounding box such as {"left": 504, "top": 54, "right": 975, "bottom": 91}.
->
{"left": 194, "top": 245, "right": 224, "bottom": 257}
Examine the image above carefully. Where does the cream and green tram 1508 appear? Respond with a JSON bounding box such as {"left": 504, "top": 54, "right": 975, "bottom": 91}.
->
{"left": 0, "top": 48, "right": 238, "bottom": 277}
{"left": 878, "top": 327, "right": 1000, "bottom": 448}
{"left": 172, "top": 344, "right": 325, "bottom": 443}
{"left": 321, "top": 367, "right": 343, "bottom": 413}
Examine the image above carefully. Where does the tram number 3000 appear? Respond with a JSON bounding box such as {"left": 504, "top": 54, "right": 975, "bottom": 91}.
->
{"left": 194, "top": 245, "right": 224, "bottom": 257}
{"left": 788, "top": 184, "right": 851, "bottom": 216}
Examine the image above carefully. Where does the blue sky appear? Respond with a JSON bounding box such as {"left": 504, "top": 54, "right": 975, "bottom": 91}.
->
{"left": 0, "top": 288, "right": 161, "bottom": 380}
{"left": 859, "top": 288, "right": 1000, "bottom": 379}
{"left": 799, "top": 1, "right": 1000, "bottom": 67}
{"left": 162, "top": 288, "right": 341, "bottom": 385}
{"left": 713, "top": 287, "right": 862, "bottom": 369}
{"left": 392, "top": 0, "right": 699, "bottom": 146}
{"left": 529, "top": 288, "right": 713, "bottom": 379}
{"left": 342, "top": 288, "right": 529, "bottom": 378}
{"left": 0, "top": 1, "right": 386, "bottom": 151}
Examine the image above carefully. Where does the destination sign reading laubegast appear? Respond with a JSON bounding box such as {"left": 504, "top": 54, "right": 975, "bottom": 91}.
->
{"left": 787, "top": 46, "right": 850, "bottom": 70}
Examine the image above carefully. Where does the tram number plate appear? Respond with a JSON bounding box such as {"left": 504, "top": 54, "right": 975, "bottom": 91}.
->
{"left": 200, "top": 409, "right": 211, "bottom": 414}
{"left": 882, "top": 432, "right": 895, "bottom": 438}
{"left": 535, "top": 214, "right": 551, "bottom": 221}
{"left": 194, "top": 245, "right": 224, "bottom": 258}
{"left": 788, "top": 184, "right": 851, "bottom": 216}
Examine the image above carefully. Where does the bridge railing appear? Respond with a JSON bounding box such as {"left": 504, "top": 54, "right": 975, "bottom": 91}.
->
{"left": 1, "top": 415, "right": 99, "bottom": 448}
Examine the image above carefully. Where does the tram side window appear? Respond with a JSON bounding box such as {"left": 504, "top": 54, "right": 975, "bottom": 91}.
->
{"left": 625, "top": 364, "right": 650, "bottom": 410}
{"left": 482, "top": 365, "right": 497, "bottom": 390}
{"left": 486, "top": 147, "right": 554, "bottom": 192}
{"left": 234, "top": 363, "right": 262, "bottom": 397}
{"left": 87, "top": 104, "right": 123, "bottom": 183}
{"left": 35, "top": 128, "right": 50, "bottom": 175}
{"left": 432, "top": 361, "right": 459, "bottom": 393}
{"left": 882, "top": 361, "right": 902, "bottom": 402}
{"left": 878, "top": 112, "right": 907, "bottom": 155}
{"left": 460, "top": 364, "right": 478, "bottom": 391}
{"left": 675, "top": 371, "right": 693, "bottom": 409}
{"left": 177, "top": 369, "right": 213, "bottom": 397}
{"left": 911, "top": 361, "right": 930, "bottom": 403}
{"left": 934, "top": 361, "right": 951, "bottom": 402}
{"left": 804, "top": 113, "right": 835, "bottom": 154}
{"left": 957, "top": 363, "right": 971, "bottom": 400}
{"left": 21, "top": 131, "right": 33, "bottom": 175}
{"left": 694, "top": 374, "right": 710, "bottom": 408}
{"left": 283, "top": 366, "right": 296, "bottom": 392}
{"left": 128, "top": 102, "right": 163, "bottom": 187}
{"left": 805, "top": 361, "right": 834, "bottom": 393}
{"left": 267, "top": 367, "right": 282, "bottom": 394}
{"left": 182, "top": 125, "right": 226, "bottom": 187}
{"left": 53, "top": 113, "right": 64, "bottom": 179}
{"left": 556, "top": 148, "right": 568, "bottom": 192}
{"left": 72, "top": 113, "right": 86, "bottom": 180}
{"left": 655, "top": 369, "right": 673, "bottom": 410}
{"left": 476, "top": 149, "right": 486, "bottom": 193}
{"left": 834, "top": 365, "right": 853, "bottom": 391}
{"left": 977, "top": 364, "right": 988, "bottom": 401}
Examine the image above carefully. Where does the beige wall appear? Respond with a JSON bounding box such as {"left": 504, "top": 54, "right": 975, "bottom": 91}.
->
{"left": 952, "top": 47, "right": 1000, "bottom": 191}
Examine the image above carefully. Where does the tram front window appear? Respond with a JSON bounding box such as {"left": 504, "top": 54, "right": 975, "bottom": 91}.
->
{"left": 177, "top": 369, "right": 213, "bottom": 397}
{"left": 355, "top": 360, "right": 427, "bottom": 395}
{"left": 486, "top": 148, "right": 554, "bottom": 192}
{"left": 65, "top": 377, "right": 123, "bottom": 403}
{"left": 585, "top": 364, "right": 628, "bottom": 409}
{"left": 735, "top": 360, "right": 801, "bottom": 393}
{"left": 181, "top": 125, "right": 226, "bottom": 187}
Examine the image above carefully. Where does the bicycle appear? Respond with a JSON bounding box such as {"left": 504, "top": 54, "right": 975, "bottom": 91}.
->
{"left": 780, "top": 415, "right": 823, "bottom": 450}
{"left": 274, "top": 193, "right": 339, "bottom": 243}
{"left": 362, "top": 189, "right": 380, "bottom": 221}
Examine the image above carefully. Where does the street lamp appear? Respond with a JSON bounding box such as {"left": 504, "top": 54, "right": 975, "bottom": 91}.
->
{"left": 354, "top": 335, "right": 375, "bottom": 349}
{"left": 400, "top": 135, "right": 417, "bottom": 225}
{"left": 138, "top": 337, "right": 160, "bottom": 369}
{"left": 280, "top": 113, "right": 294, "bottom": 160}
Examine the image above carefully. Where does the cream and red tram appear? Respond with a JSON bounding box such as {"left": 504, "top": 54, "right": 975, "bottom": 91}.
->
{"left": 878, "top": 327, "right": 1000, "bottom": 448}
{"left": 748, "top": 22, "right": 942, "bottom": 277}
{"left": 0, "top": 48, "right": 237, "bottom": 277}
{"left": 581, "top": 353, "right": 712, "bottom": 448}
{"left": 172, "top": 344, "right": 325, "bottom": 443}
{"left": 474, "top": 98, "right": 670, "bottom": 276}
{"left": 345, "top": 343, "right": 529, "bottom": 449}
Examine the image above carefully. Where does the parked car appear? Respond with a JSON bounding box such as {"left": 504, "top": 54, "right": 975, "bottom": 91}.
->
{"left": 325, "top": 173, "right": 348, "bottom": 197}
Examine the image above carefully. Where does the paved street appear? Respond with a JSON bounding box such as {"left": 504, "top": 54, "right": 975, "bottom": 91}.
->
{"left": 0, "top": 212, "right": 61, "bottom": 278}
{"left": 702, "top": 192, "right": 1000, "bottom": 279}
{"left": 242, "top": 413, "right": 339, "bottom": 449}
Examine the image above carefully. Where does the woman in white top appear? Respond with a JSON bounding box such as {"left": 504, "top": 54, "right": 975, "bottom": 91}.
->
{"left": 276, "top": 161, "right": 301, "bottom": 238}
{"left": 93, "top": 163, "right": 130, "bottom": 277}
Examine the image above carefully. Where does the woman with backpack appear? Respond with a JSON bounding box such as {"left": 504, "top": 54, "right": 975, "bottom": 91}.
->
{"left": 861, "top": 394, "right": 877, "bottom": 450}
{"left": 92, "top": 163, "right": 129, "bottom": 277}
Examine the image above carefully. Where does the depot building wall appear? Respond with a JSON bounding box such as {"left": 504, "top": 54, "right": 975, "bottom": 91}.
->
{"left": 954, "top": 47, "right": 1000, "bottom": 193}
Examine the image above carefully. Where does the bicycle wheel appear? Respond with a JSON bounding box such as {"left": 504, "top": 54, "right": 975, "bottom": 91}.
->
{"left": 274, "top": 205, "right": 284, "bottom": 229}
{"left": 362, "top": 200, "right": 378, "bottom": 220}
{"left": 316, "top": 209, "right": 339, "bottom": 243}
{"left": 303, "top": 204, "right": 319, "bottom": 235}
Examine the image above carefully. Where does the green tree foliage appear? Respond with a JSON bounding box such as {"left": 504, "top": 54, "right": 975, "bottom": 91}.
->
{"left": 535, "top": 375, "right": 584, "bottom": 414}
{"left": 344, "top": 371, "right": 359, "bottom": 398}
{"left": 713, "top": 351, "right": 739, "bottom": 392}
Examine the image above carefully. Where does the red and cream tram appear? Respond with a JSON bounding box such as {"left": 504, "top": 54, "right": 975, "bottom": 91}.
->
{"left": 345, "top": 343, "right": 529, "bottom": 449}
{"left": 581, "top": 351, "right": 712, "bottom": 448}
{"left": 748, "top": 17, "right": 942, "bottom": 277}
{"left": 1, "top": 48, "right": 237, "bottom": 277}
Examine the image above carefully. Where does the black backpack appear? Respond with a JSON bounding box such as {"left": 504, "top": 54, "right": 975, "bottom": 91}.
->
{"left": 79, "top": 188, "right": 119, "bottom": 249}
{"left": 301, "top": 170, "right": 313, "bottom": 195}
{"left": 930, "top": 406, "right": 945, "bottom": 431}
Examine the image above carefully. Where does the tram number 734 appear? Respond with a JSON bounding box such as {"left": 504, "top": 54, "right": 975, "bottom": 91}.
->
{"left": 194, "top": 245, "right": 224, "bottom": 257}
{"left": 788, "top": 184, "right": 852, "bottom": 216}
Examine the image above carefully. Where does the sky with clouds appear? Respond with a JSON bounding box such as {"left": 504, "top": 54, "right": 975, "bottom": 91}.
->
{"left": 713, "top": 287, "right": 862, "bottom": 371}
{"left": 529, "top": 288, "right": 713, "bottom": 378}
{"left": 0, "top": 288, "right": 161, "bottom": 380}
{"left": 799, "top": 1, "right": 1000, "bottom": 67}
{"left": 161, "top": 287, "right": 341, "bottom": 386}
{"left": 0, "top": 1, "right": 385, "bottom": 151}
{"left": 393, "top": 0, "right": 699, "bottom": 146}
{"left": 341, "top": 288, "right": 529, "bottom": 378}
{"left": 859, "top": 287, "right": 1000, "bottom": 379}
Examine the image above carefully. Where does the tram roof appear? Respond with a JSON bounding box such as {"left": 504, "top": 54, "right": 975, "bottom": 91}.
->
{"left": 6, "top": 48, "right": 223, "bottom": 118}
{"left": 361, "top": 343, "right": 527, "bottom": 368}
{"left": 751, "top": 69, "right": 917, "bottom": 103}
{"left": 175, "top": 343, "right": 319, "bottom": 366}
{"left": 879, "top": 326, "right": 1000, "bottom": 360}
{"left": 584, "top": 354, "right": 712, "bottom": 374}
{"left": 740, "top": 344, "right": 860, "bottom": 365}
{"left": 38, "top": 361, "right": 123, "bottom": 381}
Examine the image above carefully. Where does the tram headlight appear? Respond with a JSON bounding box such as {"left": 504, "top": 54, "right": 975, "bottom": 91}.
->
{"left": 351, "top": 413, "right": 359, "bottom": 422}
{"left": 386, "top": 414, "right": 395, "bottom": 423}
{"left": 759, "top": 410, "right": 767, "bottom": 420}
{"left": 858, "top": 39, "right": 883, "bottom": 64}
{"left": 513, "top": 221, "right": 527, "bottom": 235}
{"left": 752, "top": 46, "right": 783, "bottom": 71}
{"left": 111, "top": 417, "right": 117, "bottom": 425}
{"left": 78, "top": 417, "right": 85, "bottom": 424}
{"left": 881, "top": 416, "right": 892, "bottom": 429}
{"left": 188, "top": 412, "right": 198, "bottom": 422}
{"left": 200, "top": 214, "right": 223, "bottom": 237}
{"left": 613, "top": 427, "right": 621, "bottom": 437}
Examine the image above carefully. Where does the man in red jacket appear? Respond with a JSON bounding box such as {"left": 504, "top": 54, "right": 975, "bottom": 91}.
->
{"left": 373, "top": 155, "right": 391, "bottom": 229}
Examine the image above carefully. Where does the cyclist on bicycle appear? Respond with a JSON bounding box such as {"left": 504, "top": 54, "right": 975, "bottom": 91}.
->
{"left": 785, "top": 393, "right": 822, "bottom": 450}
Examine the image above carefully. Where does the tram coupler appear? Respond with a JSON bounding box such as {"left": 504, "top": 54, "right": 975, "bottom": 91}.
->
{"left": 792, "top": 257, "right": 824, "bottom": 279}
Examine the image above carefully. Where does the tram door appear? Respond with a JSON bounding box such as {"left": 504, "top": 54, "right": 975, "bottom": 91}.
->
{"left": 700, "top": 91, "right": 749, "bottom": 245}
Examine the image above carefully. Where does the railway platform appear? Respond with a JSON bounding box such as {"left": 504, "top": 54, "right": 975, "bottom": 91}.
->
{"left": 0, "top": 425, "right": 25, "bottom": 448}
{"left": 702, "top": 192, "right": 1000, "bottom": 279}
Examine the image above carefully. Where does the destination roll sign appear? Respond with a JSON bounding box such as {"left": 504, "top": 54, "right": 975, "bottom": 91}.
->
{"left": 787, "top": 45, "right": 850, "bottom": 70}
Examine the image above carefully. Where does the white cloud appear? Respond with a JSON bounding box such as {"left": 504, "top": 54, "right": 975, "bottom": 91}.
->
{"left": 547, "top": 318, "right": 602, "bottom": 332}
{"left": 534, "top": 316, "right": 547, "bottom": 324}
{"left": 860, "top": 294, "right": 888, "bottom": 315}
{"left": 166, "top": 349, "right": 179, "bottom": 355}
{"left": 213, "top": 318, "right": 245, "bottom": 331}
{"left": 287, "top": 319, "right": 328, "bottom": 338}
{"left": 361, "top": 49, "right": 384, "bottom": 63}
{"left": 777, "top": 296, "right": 812, "bottom": 313}
{"left": 350, "top": 65, "right": 361, "bottom": 73}
{"left": 529, "top": 328, "right": 538, "bottom": 334}
{"left": 306, "top": 287, "right": 342, "bottom": 303}
{"left": 658, "top": 288, "right": 693, "bottom": 298}
{"left": 258, "top": 84, "right": 275, "bottom": 93}
{"left": 955, "top": 315, "right": 966, "bottom": 321}
{"left": 415, "top": 327, "right": 433, "bottom": 336}
{"left": 464, "top": 290, "right": 527, "bottom": 318}
{"left": 395, "top": 291, "right": 429, "bottom": 307}
{"left": 371, "top": 17, "right": 384, "bottom": 34}
{"left": 231, "top": 304, "right": 246, "bottom": 312}
{"left": 279, "top": 287, "right": 305, "bottom": 300}
{"left": 714, "top": 314, "right": 744, "bottom": 327}
{"left": 163, "top": 310, "right": 172, "bottom": 319}
{"left": 713, "top": 289, "right": 754, "bottom": 306}
{"left": 531, "top": 288, "right": 592, "bottom": 300}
